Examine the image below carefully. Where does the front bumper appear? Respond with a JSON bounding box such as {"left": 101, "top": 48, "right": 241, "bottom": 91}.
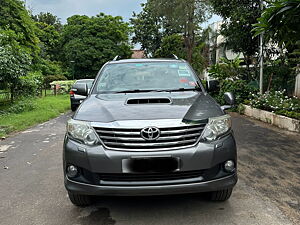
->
{"left": 63, "top": 132, "right": 237, "bottom": 196}
{"left": 65, "top": 173, "right": 237, "bottom": 196}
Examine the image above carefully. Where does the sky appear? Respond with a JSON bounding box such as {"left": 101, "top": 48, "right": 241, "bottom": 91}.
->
{"left": 25, "top": 0, "right": 221, "bottom": 25}
{"left": 26, "top": 0, "right": 146, "bottom": 23}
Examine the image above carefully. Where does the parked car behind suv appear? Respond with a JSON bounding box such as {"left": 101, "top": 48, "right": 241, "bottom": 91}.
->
{"left": 63, "top": 58, "right": 237, "bottom": 206}
{"left": 70, "top": 79, "right": 94, "bottom": 111}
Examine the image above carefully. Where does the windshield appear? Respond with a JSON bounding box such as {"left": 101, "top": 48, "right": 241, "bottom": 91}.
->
{"left": 92, "top": 62, "right": 200, "bottom": 93}
{"left": 76, "top": 80, "right": 94, "bottom": 89}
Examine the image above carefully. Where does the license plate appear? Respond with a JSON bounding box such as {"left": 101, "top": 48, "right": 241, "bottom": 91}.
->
{"left": 122, "top": 157, "right": 180, "bottom": 173}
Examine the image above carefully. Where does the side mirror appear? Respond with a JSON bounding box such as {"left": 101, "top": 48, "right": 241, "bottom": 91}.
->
{"left": 206, "top": 80, "right": 219, "bottom": 92}
{"left": 72, "top": 83, "right": 88, "bottom": 96}
{"left": 221, "top": 92, "right": 235, "bottom": 111}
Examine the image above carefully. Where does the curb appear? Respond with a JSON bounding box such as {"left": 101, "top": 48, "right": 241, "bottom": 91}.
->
{"left": 242, "top": 104, "right": 300, "bottom": 133}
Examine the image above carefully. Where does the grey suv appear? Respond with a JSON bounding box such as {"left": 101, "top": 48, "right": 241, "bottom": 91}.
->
{"left": 63, "top": 58, "right": 237, "bottom": 206}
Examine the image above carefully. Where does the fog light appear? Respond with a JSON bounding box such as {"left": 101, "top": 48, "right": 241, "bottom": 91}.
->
{"left": 67, "top": 165, "right": 78, "bottom": 178}
{"left": 224, "top": 160, "right": 235, "bottom": 172}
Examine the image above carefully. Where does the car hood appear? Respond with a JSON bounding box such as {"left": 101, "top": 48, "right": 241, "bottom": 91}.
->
{"left": 73, "top": 91, "right": 224, "bottom": 123}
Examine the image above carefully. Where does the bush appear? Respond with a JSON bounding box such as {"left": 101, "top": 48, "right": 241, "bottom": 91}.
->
{"left": 208, "top": 55, "right": 258, "bottom": 105}
{"left": 263, "top": 64, "right": 295, "bottom": 95}
{"left": 212, "top": 79, "right": 258, "bottom": 105}
{"left": 15, "top": 71, "right": 44, "bottom": 96}
{"left": 0, "top": 98, "right": 37, "bottom": 115}
{"left": 248, "top": 90, "right": 300, "bottom": 120}
{"left": 209, "top": 56, "right": 243, "bottom": 81}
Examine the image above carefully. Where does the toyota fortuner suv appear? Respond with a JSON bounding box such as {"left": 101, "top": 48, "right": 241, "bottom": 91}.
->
{"left": 63, "top": 58, "right": 237, "bottom": 206}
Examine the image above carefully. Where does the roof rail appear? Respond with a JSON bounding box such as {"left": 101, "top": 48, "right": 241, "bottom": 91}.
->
{"left": 172, "top": 54, "right": 179, "bottom": 60}
{"left": 113, "top": 55, "right": 119, "bottom": 61}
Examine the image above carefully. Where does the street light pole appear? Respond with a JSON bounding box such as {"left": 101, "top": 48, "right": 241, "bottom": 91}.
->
{"left": 70, "top": 61, "right": 75, "bottom": 80}
{"left": 259, "top": 1, "right": 264, "bottom": 94}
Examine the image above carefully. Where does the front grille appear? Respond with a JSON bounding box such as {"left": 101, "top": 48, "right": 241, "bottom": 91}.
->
{"left": 93, "top": 123, "right": 206, "bottom": 151}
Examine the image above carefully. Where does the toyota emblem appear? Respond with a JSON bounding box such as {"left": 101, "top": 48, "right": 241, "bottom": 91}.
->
{"left": 140, "top": 127, "right": 160, "bottom": 141}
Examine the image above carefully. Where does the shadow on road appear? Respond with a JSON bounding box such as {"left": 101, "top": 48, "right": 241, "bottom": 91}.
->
{"left": 72, "top": 193, "right": 232, "bottom": 225}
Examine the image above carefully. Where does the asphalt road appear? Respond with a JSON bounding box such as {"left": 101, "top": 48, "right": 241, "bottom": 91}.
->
{"left": 0, "top": 112, "right": 299, "bottom": 225}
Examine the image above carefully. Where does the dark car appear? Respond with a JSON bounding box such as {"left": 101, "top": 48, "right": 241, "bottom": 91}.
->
{"left": 70, "top": 79, "right": 94, "bottom": 111}
{"left": 63, "top": 58, "right": 237, "bottom": 206}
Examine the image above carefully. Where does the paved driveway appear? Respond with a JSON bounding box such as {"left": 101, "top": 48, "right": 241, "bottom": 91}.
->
{"left": 0, "top": 113, "right": 299, "bottom": 225}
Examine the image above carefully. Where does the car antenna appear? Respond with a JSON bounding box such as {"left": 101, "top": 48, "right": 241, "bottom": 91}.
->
{"left": 113, "top": 55, "right": 119, "bottom": 61}
{"left": 172, "top": 54, "right": 179, "bottom": 60}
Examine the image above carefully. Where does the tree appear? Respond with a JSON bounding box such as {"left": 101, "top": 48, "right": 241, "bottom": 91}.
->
{"left": 0, "top": 0, "right": 39, "bottom": 56}
{"left": 130, "top": 3, "right": 163, "bottom": 55}
{"left": 32, "top": 12, "right": 63, "bottom": 31}
{"left": 209, "top": 0, "right": 261, "bottom": 69}
{"left": 253, "top": 0, "right": 300, "bottom": 66}
{"left": 60, "top": 13, "right": 132, "bottom": 78}
{"left": 148, "top": 0, "right": 211, "bottom": 62}
{"left": 154, "top": 34, "right": 186, "bottom": 58}
{"left": 0, "top": 29, "right": 31, "bottom": 102}
{"left": 253, "top": 0, "right": 300, "bottom": 47}
{"left": 35, "top": 22, "right": 60, "bottom": 60}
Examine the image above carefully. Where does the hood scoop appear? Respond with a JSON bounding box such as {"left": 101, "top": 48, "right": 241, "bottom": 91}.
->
{"left": 126, "top": 98, "right": 171, "bottom": 105}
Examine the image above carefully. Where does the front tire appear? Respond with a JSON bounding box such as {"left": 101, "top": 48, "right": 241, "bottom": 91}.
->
{"left": 68, "top": 192, "right": 93, "bottom": 206}
{"left": 210, "top": 188, "right": 233, "bottom": 201}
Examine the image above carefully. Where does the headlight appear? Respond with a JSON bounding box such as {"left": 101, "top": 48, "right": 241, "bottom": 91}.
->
{"left": 201, "top": 115, "right": 231, "bottom": 141}
{"left": 67, "top": 119, "right": 99, "bottom": 146}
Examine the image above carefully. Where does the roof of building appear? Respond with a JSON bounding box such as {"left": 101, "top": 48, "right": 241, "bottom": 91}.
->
{"left": 131, "top": 50, "right": 146, "bottom": 59}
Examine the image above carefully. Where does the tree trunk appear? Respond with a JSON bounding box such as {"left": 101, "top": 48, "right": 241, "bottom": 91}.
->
{"left": 185, "top": 3, "right": 195, "bottom": 63}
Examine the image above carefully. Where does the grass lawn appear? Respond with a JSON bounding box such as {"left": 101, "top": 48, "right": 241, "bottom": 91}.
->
{"left": 0, "top": 94, "right": 70, "bottom": 137}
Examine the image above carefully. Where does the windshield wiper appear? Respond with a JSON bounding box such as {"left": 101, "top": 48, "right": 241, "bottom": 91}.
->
{"left": 112, "top": 89, "right": 160, "bottom": 94}
{"left": 157, "top": 87, "right": 201, "bottom": 92}
{"left": 99, "top": 86, "right": 201, "bottom": 94}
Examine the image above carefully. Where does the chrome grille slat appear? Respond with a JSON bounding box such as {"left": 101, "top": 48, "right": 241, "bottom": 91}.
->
{"left": 95, "top": 130, "right": 140, "bottom": 136}
{"left": 161, "top": 127, "right": 203, "bottom": 135}
{"left": 104, "top": 139, "right": 197, "bottom": 147}
{"left": 94, "top": 124, "right": 206, "bottom": 151}
{"left": 99, "top": 133, "right": 201, "bottom": 142}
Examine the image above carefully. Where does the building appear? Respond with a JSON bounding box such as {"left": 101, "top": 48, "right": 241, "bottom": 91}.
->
{"left": 131, "top": 50, "right": 146, "bottom": 59}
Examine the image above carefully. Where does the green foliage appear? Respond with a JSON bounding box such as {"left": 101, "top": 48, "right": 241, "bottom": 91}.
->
{"left": 263, "top": 63, "right": 295, "bottom": 94}
{"left": 130, "top": 3, "right": 163, "bottom": 55}
{"left": 148, "top": 0, "right": 211, "bottom": 62}
{"left": 154, "top": 34, "right": 209, "bottom": 75}
{"left": 60, "top": 13, "right": 132, "bottom": 78}
{"left": 15, "top": 71, "right": 44, "bottom": 96}
{"left": 35, "top": 22, "right": 60, "bottom": 60}
{"left": 209, "top": 56, "right": 243, "bottom": 80}
{"left": 237, "top": 104, "right": 246, "bottom": 114}
{"left": 32, "top": 59, "right": 65, "bottom": 77}
{"left": 0, "top": 98, "right": 37, "bottom": 115}
{"left": 0, "top": 94, "right": 70, "bottom": 137}
{"left": 253, "top": 0, "right": 300, "bottom": 67}
{"left": 253, "top": 0, "right": 300, "bottom": 47}
{"left": 0, "top": 29, "right": 31, "bottom": 98}
{"left": 248, "top": 90, "right": 300, "bottom": 120}
{"left": 131, "top": 0, "right": 211, "bottom": 62}
{"left": 32, "top": 12, "right": 62, "bottom": 31}
{"left": 0, "top": 0, "right": 40, "bottom": 56}
{"left": 154, "top": 34, "right": 186, "bottom": 58}
{"left": 210, "top": 0, "right": 261, "bottom": 64}
{"left": 208, "top": 55, "right": 258, "bottom": 105}
{"left": 213, "top": 79, "right": 258, "bottom": 105}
